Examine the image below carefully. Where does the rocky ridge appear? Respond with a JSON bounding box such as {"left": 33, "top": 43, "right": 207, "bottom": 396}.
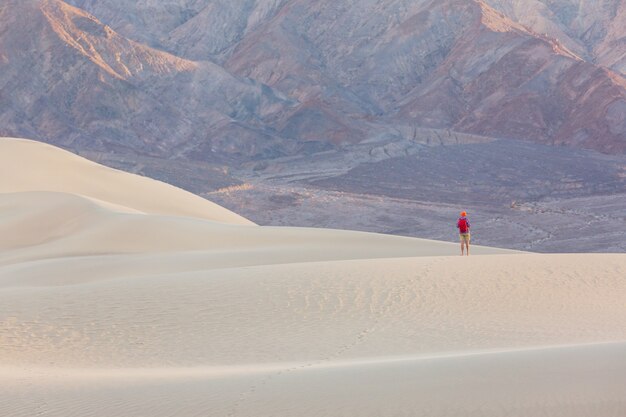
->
{"left": 484, "top": 0, "right": 626, "bottom": 73}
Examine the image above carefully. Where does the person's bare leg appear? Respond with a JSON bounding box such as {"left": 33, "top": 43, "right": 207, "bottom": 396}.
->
{"left": 460, "top": 238, "right": 464, "bottom": 256}
{"left": 466, "top": 239, "right": 470, "bottom": 256}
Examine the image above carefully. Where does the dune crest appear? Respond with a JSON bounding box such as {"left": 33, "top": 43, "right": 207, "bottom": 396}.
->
{"left": 0, "top": 137, "right": 253, "bottom": 224}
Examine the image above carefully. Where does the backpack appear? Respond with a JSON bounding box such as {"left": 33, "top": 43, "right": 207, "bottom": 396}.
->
{"left": 458, "top": 217, "right": 468, "bottom": 233}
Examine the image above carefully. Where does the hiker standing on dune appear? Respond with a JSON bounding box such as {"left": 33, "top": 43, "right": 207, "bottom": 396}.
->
{"left": 457, "top": 211, "right": 471, "bottom": 256}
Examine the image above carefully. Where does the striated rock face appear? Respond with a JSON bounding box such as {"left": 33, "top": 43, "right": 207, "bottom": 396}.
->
{"left": 1, "top": 0, "right": 625, "bottom": 158}
{"left": 483, "top": 0, "right": 626, "bottom": 73}
{"left": 0, "top": 0, "right": 301, "bottom": 160}
{"left": 224, "top": 0, "right": 626, "bottom": 152}
{"left": 392, "top": 3, "right": 626, "bottom": 152}
{"left": 63, "top": 0, "right": 290, "bottom": 60}
{"left": 60, "top": 0, "right": 212, "bottom": 49}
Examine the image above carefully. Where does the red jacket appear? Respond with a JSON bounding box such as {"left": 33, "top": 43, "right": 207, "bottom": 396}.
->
{"left": 457, "top": 217, "right": 470, "bottom": 234}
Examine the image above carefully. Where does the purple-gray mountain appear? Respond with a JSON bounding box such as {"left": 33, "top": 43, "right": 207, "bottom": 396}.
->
{"left": 1, "top": 0, "right": 625, "bottom": 159}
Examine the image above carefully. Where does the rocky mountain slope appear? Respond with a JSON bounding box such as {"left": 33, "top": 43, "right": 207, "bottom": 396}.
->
{"left": 223, "top": 0, "right": 625, "bottom": 152}
{"left": 484, "top": 0, "right": 625, "bottom": 73}
{"left": 0, "top": 0, "right": 303, "bottom": 161}
{"left": 2, "top": 0, "right": 625, "bottom": 158}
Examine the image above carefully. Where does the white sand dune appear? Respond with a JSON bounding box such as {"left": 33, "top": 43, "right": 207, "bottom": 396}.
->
{"left": 0, "top": 137, "right": 253, "bottom": 224}
{"left": 1, "top": 137, "right": 625, "bottom": 417}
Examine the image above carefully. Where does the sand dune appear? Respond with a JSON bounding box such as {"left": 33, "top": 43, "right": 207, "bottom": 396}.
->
{"left": 1, "top": 137, "right": 625, "bottom": 417}
{"left": 0, "top": 137, "right": 252, "bottom": 224}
